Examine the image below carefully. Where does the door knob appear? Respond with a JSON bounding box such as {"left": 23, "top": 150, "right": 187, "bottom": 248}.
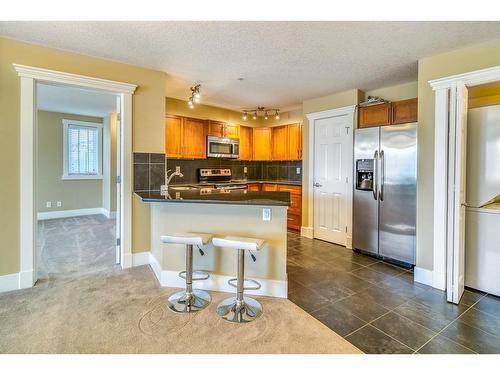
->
{"left": 313, "top": 182, "right": 322, "bottom": 187}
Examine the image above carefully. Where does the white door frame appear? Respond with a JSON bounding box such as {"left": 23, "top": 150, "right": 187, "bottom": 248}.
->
{"left": 14, "top": 64, "right": 137, "bottom": 289}
{"left": 305, "top": 105, "right": 356, "bottom": 248}
{"left": 429, "top": 65, "right": 500, "bottom": 292}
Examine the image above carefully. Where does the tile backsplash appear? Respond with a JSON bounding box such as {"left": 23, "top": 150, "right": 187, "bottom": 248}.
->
{"left": 134, "top": 153, "right": 302, "bottom": 192}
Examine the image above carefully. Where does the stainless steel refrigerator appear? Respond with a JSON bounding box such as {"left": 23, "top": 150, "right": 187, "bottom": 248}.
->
{"left": 352, "top": 123, "right": 417, "bottom": 266}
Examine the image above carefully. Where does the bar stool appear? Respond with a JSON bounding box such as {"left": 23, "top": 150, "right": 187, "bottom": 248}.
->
{"left": 212, "top": 236, "right": 265, "bottom": 323}
{"left": 160, "top": 233, "right": 213, "bottom": 313}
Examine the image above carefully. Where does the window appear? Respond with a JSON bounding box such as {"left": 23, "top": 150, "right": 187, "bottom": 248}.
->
{"left": 62, "top": 119, "right": 103, "bottom": 179}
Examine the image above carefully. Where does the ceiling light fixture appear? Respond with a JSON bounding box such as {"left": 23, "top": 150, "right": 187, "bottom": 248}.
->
{"left": 187, "top": 83, "right": 201, "bottom": 108}
{"left": 241, "top": 106, "right": 281, "bottom": 121}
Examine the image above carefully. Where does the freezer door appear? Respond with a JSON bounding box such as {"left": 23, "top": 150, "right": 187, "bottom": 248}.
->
{"left": 353, "top": 127, "right": 380, "bottom": 255}
{"left": 379, "top": 123, "right": 417, "bottom": 264}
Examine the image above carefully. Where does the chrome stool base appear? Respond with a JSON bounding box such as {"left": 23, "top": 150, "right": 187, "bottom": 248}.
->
{"left": 216, "top": 296, "right": 262, "bottom": 323}
{"left": 167, "top": 289, "right": 211, "bottom": 313}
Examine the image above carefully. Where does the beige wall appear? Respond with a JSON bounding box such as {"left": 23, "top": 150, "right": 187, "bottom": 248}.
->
{"left": 37, "top": 111, "right": 104, "bottom": 212}
{"left": 0, "top": 37, "right": 165, "bottom": 276}
{"left": 166, "top": 97, "right": 300, "bottom": 128}
{"left": 416, "top": 37, "right": 500, "bottom": 271}
{"left": 364, "top": 81, "right": 418, "bottom": 102}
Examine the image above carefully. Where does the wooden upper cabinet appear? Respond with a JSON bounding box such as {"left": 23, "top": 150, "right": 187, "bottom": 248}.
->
{"left": 239, "top": 125, "right": 253, "bottom": 160}
{"left": 165, "top": 115, "right": 183, "bottom": 158}
{"left": 358, "top": 103, "right": 392, "bottom": 128}
{"left": 271, "top": 125, "right": 289, "bottom": 160}
{"left": 182, "top": 117, "right": 207, "bottom": 159}
{"left": 207, "top": 120, "right": 225, "bottom": 137}
{"left": 253, "top": 128, "right": 272, "bottom": 160}
{"left": 207, "top": 121, "right": 239, "bottom": 138}
{"left": 287, "top": 123, "right": 302, "bottom": 160}
{"left": 224, "top": 123, "right": 240, "bottom": 138}
{"left": 391, "top": 98, "right": 418, "bottom": 124}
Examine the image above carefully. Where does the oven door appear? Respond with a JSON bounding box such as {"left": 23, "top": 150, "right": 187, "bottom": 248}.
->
{"left": 207, "top": 136, "right": 239, "bottom": 158}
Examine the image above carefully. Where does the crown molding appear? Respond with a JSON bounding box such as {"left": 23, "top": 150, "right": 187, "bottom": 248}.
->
{"left": 306, "top": 105, "right": 356, "bottom": 121}
{"left": 13, "top": 64, "right": 137, "bottom": 94}
{"left": 429, "top": 65, "right": 500, "bottom": 91}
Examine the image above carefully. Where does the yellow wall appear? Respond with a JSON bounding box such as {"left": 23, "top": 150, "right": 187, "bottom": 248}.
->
{"left": 37, "top": 111, "right": 104, "bottom": 212}
{"left": 0, "top": 37, "right": 166, "bottom": 276}
{"left": 417, "top": 37, "right": 500, "bottom": 271}
{"left": 364, "top": 81, "right": 418, "bottom": 102}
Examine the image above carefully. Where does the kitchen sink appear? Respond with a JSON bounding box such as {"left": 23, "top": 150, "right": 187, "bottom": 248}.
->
{"left": 169, "top": 185, "right": 198, "bottom": 191}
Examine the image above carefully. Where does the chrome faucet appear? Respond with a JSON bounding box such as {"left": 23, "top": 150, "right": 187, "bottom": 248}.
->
{"left": 161, "top": 169, "right": 184, "bottom": 193}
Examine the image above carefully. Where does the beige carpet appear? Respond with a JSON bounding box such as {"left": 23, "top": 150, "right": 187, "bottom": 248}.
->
{"left": 0, "top": 216, "right": 361, "bottom": 354}
{"left": 0, "top": 265, "right": 361, "bottom": 354}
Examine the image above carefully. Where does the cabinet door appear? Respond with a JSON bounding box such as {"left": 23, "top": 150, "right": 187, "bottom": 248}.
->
{"left": 287, "top": 123, "right": 302, "bottom": 160}
{"left": 391, "top": 98, "right": 418, "bottom": 124}
{"left": 358, "top": 103, "right": 391, "bottom": 128}
{"left": 253, "top": 128, "right": 272, "bottom": 160}
{"left": 207, "top": 121, "right": 224, "bottom": 137}
{"left": 247, "top": 183, "right": 261, "bottom": 192}
{"left": 271, "top": 125, "right": 288, "bottom": 160}
{"left": 183, "top": 117, "right": 207, "bottom": 159}
{"left": 224, "top": 123, "right": 240, "bottom": 138}
{"left": 262, "top": 183, "right": 278, "bottom": 191}
{"left": 165, "top": 115, "right": 183, "bottom": 158}
{"left": 239, "top": 125, "right": 253, "bottom": 160}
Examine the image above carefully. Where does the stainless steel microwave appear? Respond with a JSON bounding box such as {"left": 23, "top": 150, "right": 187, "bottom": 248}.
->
{"left": 207, "top": 136, "right": 239, "bottom": 158}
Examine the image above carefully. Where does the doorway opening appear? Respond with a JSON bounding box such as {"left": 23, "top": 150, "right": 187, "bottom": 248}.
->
{"left": 36, "top": 83, "right": 121, "bottom": 283}
{"left": 430, "top": 66, "right": 500, "bottom": 304}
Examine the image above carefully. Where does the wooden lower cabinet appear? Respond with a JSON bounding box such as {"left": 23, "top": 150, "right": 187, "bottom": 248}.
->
{"left": 247, "top": 183, "right": 261, "bottom": 192}
{"left": 250, "top": 183, "right": 302, "bottom": 230}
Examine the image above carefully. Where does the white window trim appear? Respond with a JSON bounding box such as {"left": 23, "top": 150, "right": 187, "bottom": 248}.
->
{"left": 62, "top": 119, "right": 103, "bottom": 180}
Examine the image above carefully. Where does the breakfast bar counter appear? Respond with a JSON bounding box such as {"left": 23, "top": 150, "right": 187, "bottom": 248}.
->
{"left": 136, "top": 189, "right": 289, "bottom": 298}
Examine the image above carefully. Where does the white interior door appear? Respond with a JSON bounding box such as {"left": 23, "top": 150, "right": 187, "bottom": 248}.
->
{"left": 313, "top": 115, "right": 350, "bottom": 245}
{"left": 115, "top": 97, "right": 122, "bottom": 265}
{"left": 447, "top": 82, "right": 468, "bottom": 304}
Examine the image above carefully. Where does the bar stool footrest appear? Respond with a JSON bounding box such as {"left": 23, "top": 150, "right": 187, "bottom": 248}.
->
{"left": 227, "top": 278, "right": 261, "bottom": 290}
{"left": 178, "top": 270, "right": 210, "bottom": 281}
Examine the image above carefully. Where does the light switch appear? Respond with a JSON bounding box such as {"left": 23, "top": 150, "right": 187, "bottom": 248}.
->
{"left": 296, "top": 167, "right": 301, "bottom": 174}
{"left": 244, "top": 167, "right": 248, "bottom": 173}
{"left": 175, "top": 166, "right": 181, "bottom": 173}
{"left": 46, "top": 201, "right": 51, "bottom": 208}
{"left": 57, "top": 201, "right": 62, "bottom": 207}
{"left": 262, "top": 208, "right": 271, "bottom": 221}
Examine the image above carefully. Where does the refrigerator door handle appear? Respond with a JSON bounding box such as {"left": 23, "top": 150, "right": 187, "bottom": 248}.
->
{"left": 373, "top": 150, "right": 378, "bottom": 200}
{"left": 379, "top": 149, "right": 385, "bottom": 201}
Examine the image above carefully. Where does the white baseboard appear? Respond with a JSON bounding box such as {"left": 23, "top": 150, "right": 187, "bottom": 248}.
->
{"left": 37, "top": 207, "right": 106, "bottom": 220}
{"left": 346, "top": 235, "right": 353, "bottom": 250}
{"left": 300, "top": 226, "right": 313, "bottom": 238}
{"left": 414, "top": 267, "right": 433, "bottom": 288}
{"left": 138, "top": 251, "right": 287, "bottom": 298}
{"left": 432, "top": 270, "right": 446, "bottom": 291}
{"left": 102, "top": 208, "right": 117, "bottom": 219}
{"left": 19, "top": 269, "right": 35, "bottom": 289}
{"left": 0, "top": 273, "right": 19, "bottom": 293}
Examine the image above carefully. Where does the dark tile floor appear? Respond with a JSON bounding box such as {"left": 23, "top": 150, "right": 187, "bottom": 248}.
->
{"left": 287, "top": 231, "right": 500, "bottom": 354}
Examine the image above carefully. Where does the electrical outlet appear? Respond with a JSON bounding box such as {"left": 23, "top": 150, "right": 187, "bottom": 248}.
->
{"left": 296, "top": 167, "right": 301, "bottom": 174}
{"left": 175, "top": 166, "right": 181, "bottom": 173}
{"left": 46, "top": 201, "right": 51, "bottom": 208}
{"left": 244, "top": 166, "right": 248, "bottom": 173}
{"left": 262, "top": 208, "right": 271, "bottom": 221}
{"left": 56, "top": 201, "right": 62, "bottom": 207}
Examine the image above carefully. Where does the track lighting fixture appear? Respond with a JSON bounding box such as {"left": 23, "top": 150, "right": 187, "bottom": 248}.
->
{"left": 187, "top": 84, "right": 201, "bottom": 108}
{"left": 241, "top": 106, "right": 281, "bottom": 121}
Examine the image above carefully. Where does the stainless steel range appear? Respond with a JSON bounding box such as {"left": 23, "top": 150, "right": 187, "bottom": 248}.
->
{"left": 198, "top": 168, "right": 248, "bottom": 190}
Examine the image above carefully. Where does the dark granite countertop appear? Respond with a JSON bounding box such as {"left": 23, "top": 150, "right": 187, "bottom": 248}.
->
{"left": 135, "top": 189, "right": 290, "bottom": 207}
{"left": 170, "top": 180, "right": 302, "bottom": 187}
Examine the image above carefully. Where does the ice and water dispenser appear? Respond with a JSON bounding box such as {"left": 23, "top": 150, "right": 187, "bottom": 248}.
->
{"left": 355, "top": 159, "right": 374, "bottom": 191}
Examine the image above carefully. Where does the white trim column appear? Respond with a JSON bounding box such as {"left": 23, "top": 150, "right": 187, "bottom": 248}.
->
{"left": 120, "top": 93, "right": 133, "bottom": 269}
{"left": 432, "top": 87, "right": 449, "bottom": 290}
{"left": 19, "top": 76, "right": 36, "bottom": 288}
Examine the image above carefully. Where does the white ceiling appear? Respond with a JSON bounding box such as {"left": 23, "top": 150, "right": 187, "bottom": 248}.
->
{"left": 3, "top": 21, "right": 500, "bottom": 111}
{"left": 37, "top": 83, "right": 117, "bottom": 117}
